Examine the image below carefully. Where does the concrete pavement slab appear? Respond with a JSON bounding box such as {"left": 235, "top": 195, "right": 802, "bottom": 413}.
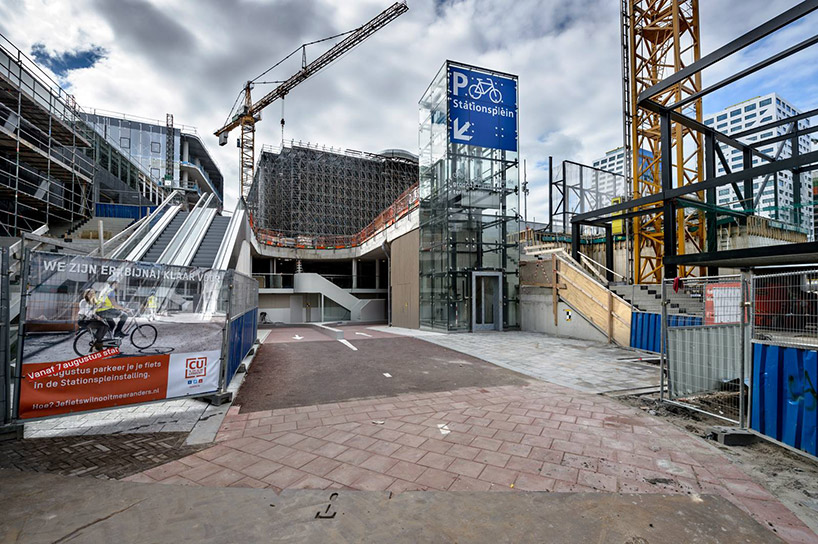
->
{"left": 371, "top": 328, "right": 659, "bottom": 394}
{"left": 0, "top": 469, "right": 787, "bottom": 543}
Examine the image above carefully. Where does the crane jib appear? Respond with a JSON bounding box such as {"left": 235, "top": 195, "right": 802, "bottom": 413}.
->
{"left": 214, "top": 1, "right": 408, "bottom": 137}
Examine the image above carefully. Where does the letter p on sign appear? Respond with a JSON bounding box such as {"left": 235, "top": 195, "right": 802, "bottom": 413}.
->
{"left": 452, "top": 71, "right": 468, "bottom": 96}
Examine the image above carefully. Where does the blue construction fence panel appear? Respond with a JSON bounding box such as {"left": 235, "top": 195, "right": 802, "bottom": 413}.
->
{"left": 225, "top": 309, "right": 258, "bottom": 386}
{"left": 751, "top": 343, "right": 817, "bottom": 457}
{"left": 629, "top": 312, "right": 703, "bottom": 353}
{"left": 95, "top": 203, "right": 156, "bottom": 219}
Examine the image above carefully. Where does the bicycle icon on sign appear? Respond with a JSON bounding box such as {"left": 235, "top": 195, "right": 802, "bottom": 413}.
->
{"left": 468, "top": 78, "right": 503, "bottom": 104}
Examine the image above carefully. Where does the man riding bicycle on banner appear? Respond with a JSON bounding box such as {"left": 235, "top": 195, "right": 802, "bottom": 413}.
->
{"left": 96, "top": 279, "right": 129, "bottom": 338}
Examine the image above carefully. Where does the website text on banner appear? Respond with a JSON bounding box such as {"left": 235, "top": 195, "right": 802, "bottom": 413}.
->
{"left": 17, "top": 252, "right": 229, "bottom": 419}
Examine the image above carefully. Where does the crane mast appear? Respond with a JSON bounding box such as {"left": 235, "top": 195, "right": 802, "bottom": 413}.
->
{"left": 623, "top": 0, "right": 704, "bottom": 283}
{"left": 215, "top": 2, "right": 409, "bottom": 199}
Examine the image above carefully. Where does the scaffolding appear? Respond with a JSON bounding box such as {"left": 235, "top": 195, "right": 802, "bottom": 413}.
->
{"left": 0, "top": 33, "right": 95, "bottom": 236}
{"left": 247, "top": 141, "right": 417, "bottom": 237}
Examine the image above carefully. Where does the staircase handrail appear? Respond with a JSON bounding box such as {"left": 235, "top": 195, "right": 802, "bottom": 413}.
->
{"left": 110, "top": 190, "right": 183, "bottom": 260}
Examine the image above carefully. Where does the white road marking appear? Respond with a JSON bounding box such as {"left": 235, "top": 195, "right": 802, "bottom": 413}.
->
{"left": 355, "top": 332, "right": 372, "bottom": 337}
{"left": 383, "top": 373, "right": 392, "bottom": 378}
{"left": 437, "top": 423, "right": 451, "bottom": 436}
{"left": 338, "top": 339, "right": 358, "bottom": 351}
{"left": 292, "top": 335, "right": 303, "bottom": 340}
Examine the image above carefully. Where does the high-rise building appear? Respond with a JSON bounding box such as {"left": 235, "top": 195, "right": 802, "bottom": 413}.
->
{"left": 703, "top": 93, "right": 812, "bottom": 235}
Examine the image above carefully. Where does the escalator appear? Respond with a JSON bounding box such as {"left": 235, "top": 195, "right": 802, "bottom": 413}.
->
{"left": 141, "top": 211, "right": 188, "bottom": 263}
{"left": 189, "top": 215, "right": 230, "bottom": 268}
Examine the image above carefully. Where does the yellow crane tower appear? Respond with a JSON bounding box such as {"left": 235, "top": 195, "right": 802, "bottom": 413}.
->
{"left": 214, "top": 2, "right": 409, "bottom": 199}
{"left": 622, "top": 0, "right": 705, "bottom": 283}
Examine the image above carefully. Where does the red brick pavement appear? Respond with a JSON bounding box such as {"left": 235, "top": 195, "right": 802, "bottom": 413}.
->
{"left": 126, "top": 383, "right": 817, "bottom": 544}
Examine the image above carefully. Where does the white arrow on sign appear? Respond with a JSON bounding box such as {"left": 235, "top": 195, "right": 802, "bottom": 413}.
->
{"left": 355, "top": 332, "right": 372, "bottom": 337}
{"left": 453, "top": 118, "right": 472, "bottom": 141}
{"left": 292, "top": 335, "right": 303, "bottom": 340}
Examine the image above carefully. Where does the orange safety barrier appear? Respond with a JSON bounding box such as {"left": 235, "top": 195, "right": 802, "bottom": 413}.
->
{"left": 250, "top": 183, "right": 419, "bottom": 250}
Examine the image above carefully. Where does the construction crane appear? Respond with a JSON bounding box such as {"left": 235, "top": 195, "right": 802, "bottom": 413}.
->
{"left": 621, "top": 0, "right": 704, "bottom": 283}
{"left": 215, "top": 2, "right": 409, "bottom": 199}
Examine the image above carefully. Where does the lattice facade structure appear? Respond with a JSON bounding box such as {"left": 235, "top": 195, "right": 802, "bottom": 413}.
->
{"left": 248, "top": 143, "right": 417, "bottom": 237}
{"left": 625, "top": 0, "right": 705, "bottom": 283}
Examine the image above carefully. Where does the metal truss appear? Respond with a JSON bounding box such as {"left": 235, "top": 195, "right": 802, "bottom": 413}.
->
{"left": 247, "top": 141, "right": 417, "bottom": 237}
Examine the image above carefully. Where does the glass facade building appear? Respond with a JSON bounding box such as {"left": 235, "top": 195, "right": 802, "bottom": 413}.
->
{"left": 418, "top": 61, "right": 520, "bottom": 331}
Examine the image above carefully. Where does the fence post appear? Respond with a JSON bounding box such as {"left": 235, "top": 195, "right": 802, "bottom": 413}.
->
{"left": 98, "top": 219, "right": 105, "bottom": 257}
{"left": 12, "top": 248, "right": 30, "bottom": 421}
{"left": 1, "top": 247, "right": 9, "bottom": 426}
{"left": 219, "top": 270, "right": 233, "bottom": 395}
{"left": 740, "top": 269, "right": 751, "bottom": 429}
{"left": 660, "top": 278, "right": 667, "bottom": 402}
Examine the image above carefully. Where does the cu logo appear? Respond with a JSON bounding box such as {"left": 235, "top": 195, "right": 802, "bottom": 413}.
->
{"left": 185, "top": 357, "right": 207, "bottom": 379}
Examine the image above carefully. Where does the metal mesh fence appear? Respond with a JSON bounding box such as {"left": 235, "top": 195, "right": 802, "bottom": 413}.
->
{"left": 229, "top": 271, "right": 259, "bottom": 320}
{"left": 549, "top": 160, "right": 627, "bottom": 234}
{"left": 753, "top": 269, "right": 818, "bottom": 349}
{"left": 663, "top": 275, "right": 747, "bottom": 424}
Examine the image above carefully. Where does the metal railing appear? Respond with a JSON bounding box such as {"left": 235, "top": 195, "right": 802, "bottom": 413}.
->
{"left": 252, "top": 272, "right": 384, "bottom": 290}
{"left": 110, "top": 190, "right": 184, "bottom": 260}
{"left": 0, "top": 32, "right": 87, "bottom": 127}
{"left": 252, "top": 183, "right": 419, "bottom": 250}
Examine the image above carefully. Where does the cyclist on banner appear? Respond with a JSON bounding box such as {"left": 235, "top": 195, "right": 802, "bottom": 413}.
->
{"left": 78, "top": 288, "right": 107, "bottom": 350}
{"left": 144, "top": 289, "right": 158, "bottom": 321}
{"left": 96, "top": 279, "right": 128, "bottom": 338}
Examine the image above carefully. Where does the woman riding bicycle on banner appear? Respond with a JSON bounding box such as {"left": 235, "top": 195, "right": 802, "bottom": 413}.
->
{"left": 78, "top": 288, "right": 108, "bottom": 350}
{"left": 95, "top": 279, "right": 128, "bottom": 338}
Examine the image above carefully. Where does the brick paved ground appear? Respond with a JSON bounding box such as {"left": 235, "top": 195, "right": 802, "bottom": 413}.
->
{"left": 128, "top": 383, "right": 817, "bottom": 544}
{"left": 1, "top": 432, "right": 205, "bottom": 479}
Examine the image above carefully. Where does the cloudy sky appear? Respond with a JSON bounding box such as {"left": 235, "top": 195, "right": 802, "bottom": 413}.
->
{"left": 1, "top": 0, "right": 816, "bottom": 222}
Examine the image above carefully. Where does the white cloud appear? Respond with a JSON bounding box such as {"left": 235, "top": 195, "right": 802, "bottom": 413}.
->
{"left": 1, "top": 0, "right": 816, "bottom": 224}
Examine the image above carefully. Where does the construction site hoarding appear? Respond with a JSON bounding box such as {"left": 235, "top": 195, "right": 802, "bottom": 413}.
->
{"left": 16, "top": 252, "right": 229, "bottom": 420}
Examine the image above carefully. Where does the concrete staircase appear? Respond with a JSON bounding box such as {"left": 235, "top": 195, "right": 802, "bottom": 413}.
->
{"left": 67, "top": 217, "right": 135, "bottom": 241}
{"left": 293, "top": 273, "right": 385, "bottom": 322}
{"left": 610, "top": 283, "right": 703, "bottom": 316}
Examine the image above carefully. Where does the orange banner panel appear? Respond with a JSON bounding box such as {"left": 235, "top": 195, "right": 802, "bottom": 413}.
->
{"left": 19, "top": 353, "right": 171, "bottom": 419}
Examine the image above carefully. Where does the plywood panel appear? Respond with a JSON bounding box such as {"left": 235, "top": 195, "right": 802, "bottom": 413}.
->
{"left": 391, "top": 230, "right": 419, "bottom": 328}
{"left": 556, "top": 255, "right": 632, "bottom": 346}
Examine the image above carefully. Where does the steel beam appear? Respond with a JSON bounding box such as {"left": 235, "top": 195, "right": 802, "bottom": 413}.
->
{"left": 637, "top": 0, "right": 818, "bottom": 103}
{"left": 668, "top": 32, "right": 818, "bottom": 111}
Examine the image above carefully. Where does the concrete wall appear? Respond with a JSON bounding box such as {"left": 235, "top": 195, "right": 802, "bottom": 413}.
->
{"left": 520, "top": 286, "right": 608, "bottom": 343}
{"left": 390, "top": 229, "right": 419, "bottom": 329}
{"left": 259, "top": 293, "right": 291, "bottom": 323}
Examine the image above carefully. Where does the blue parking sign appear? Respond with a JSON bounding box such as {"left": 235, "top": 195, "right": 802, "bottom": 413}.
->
{"left": 448, "top": 65, "right": 518, "bottom": 152}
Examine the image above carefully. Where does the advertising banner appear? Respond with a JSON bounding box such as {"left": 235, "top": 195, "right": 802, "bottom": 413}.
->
{"left": 17, "top": 252, "right": 229, "bottom": 419}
